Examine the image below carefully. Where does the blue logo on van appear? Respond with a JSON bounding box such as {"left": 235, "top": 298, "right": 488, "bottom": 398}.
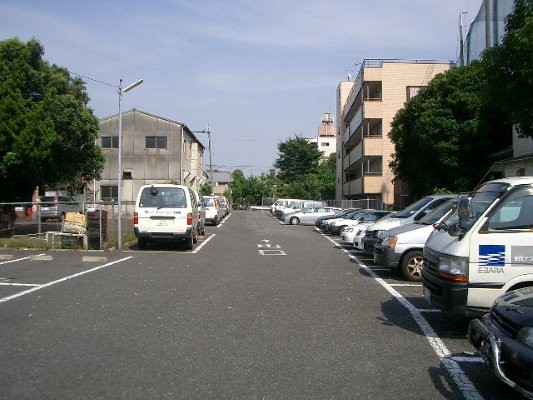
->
{"left": 479, "top": 245, "right": 505, "bottom": 267}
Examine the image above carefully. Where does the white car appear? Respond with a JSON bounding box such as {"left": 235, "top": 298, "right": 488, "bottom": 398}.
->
{"left": 352, "top": 223, "right": 373, "bottom": 251}
{"left": 283, "top": 207, "right": 340, "bottom": 225}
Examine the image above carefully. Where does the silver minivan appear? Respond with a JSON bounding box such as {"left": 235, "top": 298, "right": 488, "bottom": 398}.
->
{"left": 38, "top": 195, "right": 83, "bottom": 222}
{"left": 134, "top": 184, "right": 199, "bottom": 250}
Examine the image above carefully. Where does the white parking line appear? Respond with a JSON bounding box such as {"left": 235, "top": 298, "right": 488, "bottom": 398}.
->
{"left": 0, "top": 254, "right": 46, "bottom": 265}
{"left": 0, "top": 282, "right": 42, "bottom": 287}
{"left": 389, "top": 283, "right": 423, "bottom": 287}
{"left": 450, "top": 356, "right": 485, "bottom": 363}
{"left": 192, "top": 233, "right": 216, "bottom": 253}
{"left": 324, "top": 235, "right": 483, "bottom": 400}
{"left": 0, "top": 256, "right": 133, "bottom": 304}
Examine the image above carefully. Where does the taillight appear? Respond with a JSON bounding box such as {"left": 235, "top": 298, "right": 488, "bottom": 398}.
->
{"left": 187, "top": 212, "right": 193, "bottom": 226}
{"left": 134, "top": 212, "right": 138, "bottom": 225}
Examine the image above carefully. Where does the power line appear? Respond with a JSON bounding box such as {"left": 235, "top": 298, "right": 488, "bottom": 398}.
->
{"left": 70, "top": 71, "right": 117, "bottom": 88}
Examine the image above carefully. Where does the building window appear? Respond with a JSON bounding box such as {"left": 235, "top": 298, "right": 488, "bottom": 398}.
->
{"left": 123, "top": 171, "right": 132, "bottom": 179}
{"left": 101, "top": 136, "right": 119, "bottom": 148}
{"left": 406, "top": 86, "right": 425, "bottom": 100}
{"left": 101, "top": 185, "right": 118, "bottom": 201}
{"left": 145, "top": 136, "right": 167, "bottom": 149}
{"left": 321, "top": 142, "right": 330, "bottom": 146}
{"left": 363, "top": 156, "right": 382, "bottom": 175}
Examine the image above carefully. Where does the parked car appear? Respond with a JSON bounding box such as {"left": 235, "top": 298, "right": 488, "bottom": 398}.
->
{"left": 273, "top": 199, "right": 302, "bottom": 218}
{"left": 279, "top": 200, "right": 327, "bottom": 220}
{"left": 373, "top": 199, "right": 455, "bottom": 281}
{"left": 319, "top": 209, "right": 362, "bottom": 232}
{"left": 352, "top": 223, "right": 373, "bottom": 251}
{"left": 133, "top": 184, "right": 200, "bottom": 250}
{"left": 192, "top": 190, "right": 206, "bottom": 236}
{"left": 315, "top": 208, "right": 358, "bottom": 230}
{"left": 361, "top": 194, "right": 454, "bottom": 254}
{"left": 468, "top": 287, "right": 533, "bottom": 398}
{"left": 38, "top": 195, "right": 83, "bottom": 222}
{"left": 203, "top": 196, "right": 224, "bottom": 226}
{"left": 283, "top": 207, "right": 340, "bottom": 225}
{"left": 218, "top": 196, "right": 230, "bottom": 217}
{"left": 327, "top": 210, "right": 391, "bottom": 235}
{"left": 271, "top": 198, "right": 300, "bottom": 214}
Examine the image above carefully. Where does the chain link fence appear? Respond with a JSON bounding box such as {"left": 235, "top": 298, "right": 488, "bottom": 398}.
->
{"left": 0, "top": 200, "right": 135, "bottom": 250}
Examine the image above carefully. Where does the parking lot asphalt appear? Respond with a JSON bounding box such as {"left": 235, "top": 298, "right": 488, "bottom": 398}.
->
{"left": 0, "top": 210, "right": 526, "bottom": 399}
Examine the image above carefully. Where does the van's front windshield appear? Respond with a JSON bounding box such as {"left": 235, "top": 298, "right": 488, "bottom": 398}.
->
{"left": 441, "top": 182, "right": 510, "bottom": 233}
{"left": 139, "top": 187, "right": 187, "bottom": 208}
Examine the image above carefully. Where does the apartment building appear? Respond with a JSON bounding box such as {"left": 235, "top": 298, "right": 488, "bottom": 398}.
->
{"left": 336, "top": 59, "right": 452, "bottom": 208}
{"left": 93, "top": 109, "right": 205, "bottom": 204}
{"left": 305, "top": 112, "right": 336, "bottom": 160}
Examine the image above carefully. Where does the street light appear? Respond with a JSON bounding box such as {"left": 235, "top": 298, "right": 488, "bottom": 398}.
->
{"left": 118, "top": 78, "right": 143, "bottom": 249}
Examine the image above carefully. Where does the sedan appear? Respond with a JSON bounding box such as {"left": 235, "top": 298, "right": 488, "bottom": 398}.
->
{"left": 283, "top": 207, "right": 340, "bottom": 225}
{"left": 468, "top": 287, "right": 533, "bottom": 398}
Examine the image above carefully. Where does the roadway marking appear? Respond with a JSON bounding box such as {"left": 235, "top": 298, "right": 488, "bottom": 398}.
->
{"left": 192, "top": 233, "right": 216, "bottom": 253}
{"left": 0, "top": 282, "right": 42, "bottom": 287}
{"left": 0, "top": 256, "right": 133, "bottom": 304}
{"left": 215, "top": 213, "right": 231, "bottom": 228}
{"left": 29, "top": 255, "right": 53, "bottom": 261}
{"left": 0, "top": 254, "right": 46, "bottom": 265}
{"left": 259, "top": 250, "right": 286, "bottom": 256}
{"left": 324, "top": 235, "right": 483, "bottom": 400}
{"left": 82, "top": 256, "right": 108, "bottom": 263}
{"left": 389, "top": 283, "right": 423, "bottom": 287}
{"left": 258, "top": 240, "right": 285, "bottom": 255}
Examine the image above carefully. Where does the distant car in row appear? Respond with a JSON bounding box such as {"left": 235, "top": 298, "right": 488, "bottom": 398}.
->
{"left": 282, "top": 206, "right": 340, "bottom": 225}
{"left": 202, "top": 195, "right": 230, "bottom": 226}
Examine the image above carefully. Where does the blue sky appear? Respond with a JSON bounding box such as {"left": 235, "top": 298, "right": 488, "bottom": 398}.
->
{"left": 1, "top": 0, "right": 483, "bottom": 176}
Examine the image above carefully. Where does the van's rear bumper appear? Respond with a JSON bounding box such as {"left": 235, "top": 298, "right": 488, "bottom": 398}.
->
{"left": 134, "top": 227, "right": 193, "bottom": 240}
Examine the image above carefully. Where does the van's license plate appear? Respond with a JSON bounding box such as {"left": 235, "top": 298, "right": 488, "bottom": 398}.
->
{"left": 156, "top": 220, "right": 168, "bottom": 226}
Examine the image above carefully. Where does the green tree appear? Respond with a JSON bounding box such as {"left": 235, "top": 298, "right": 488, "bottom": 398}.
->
{"left": 388, "top": 62, "right": 511, "bottom": 198}
{"left": 483, "top": 0, "right": 533, "bottom": 137}
{"left": 199, "top": 182, "right": 212, "bottom": 196}
{"left": 274, "top": 135, "right": 322, "bottom": 182}
{"left": 0, "top": 38, "right": 105, "bottom": 201}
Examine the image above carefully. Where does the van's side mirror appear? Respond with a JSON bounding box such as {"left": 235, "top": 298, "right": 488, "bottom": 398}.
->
{"left": 457, "top": 194, "right": 472, "bottom": 221}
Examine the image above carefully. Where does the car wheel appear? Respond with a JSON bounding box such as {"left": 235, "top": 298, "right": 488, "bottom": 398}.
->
{"left": 138, "top": 238, "right": 147, "bottom": 250}
{"left": 290, "top": 217, "right": 300, "bottom": 225}
{"left": 185, "top": 235, "right": 194, "bottom": 251}
{"left": 213, "top": 217, "right": 219, "bottom": 226}
{"left": 193, "top": 231, "right": 198, "bottom": 244}
{"left": 401, "top": 250, "right": 424, "bottom": 281}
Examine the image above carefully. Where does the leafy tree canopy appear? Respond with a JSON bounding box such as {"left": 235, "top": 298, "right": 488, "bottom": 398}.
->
{"left": 482, "top": 0, "right": 533, "bottom": 137}
{"left": 0, "top": 37, "right": 105, "bottom": 201}
{"left": 274, "top": 135, "right": 323, "bottom": 182}
{"left": 388, "top": 61, "right": 511, "bottom": 198}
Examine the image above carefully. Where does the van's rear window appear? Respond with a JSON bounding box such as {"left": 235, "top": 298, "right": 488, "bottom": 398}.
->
{"left": 139, "top": 187, "right": 187, "bottom": 208}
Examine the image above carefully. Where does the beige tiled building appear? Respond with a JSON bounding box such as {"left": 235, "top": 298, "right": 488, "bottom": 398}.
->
{"left": 336, "top": 59, "right": 452, "bottom": 208}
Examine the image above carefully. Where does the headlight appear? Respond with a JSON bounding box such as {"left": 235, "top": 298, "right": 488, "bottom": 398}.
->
{"left": 438, "top": 255, "right": 468, "bottom": 282}
{"left": 382, "top": 236, "right": 397, "bottom": 249}
{"left": 517, "top": 327, "right": 533, "bottom": 348}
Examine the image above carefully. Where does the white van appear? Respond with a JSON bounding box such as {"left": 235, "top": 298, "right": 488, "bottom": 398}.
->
{"left": 361, "top": 194, "right": 454, "bottom": 253}
{"left": 423, "top": 177, "right": 533, "bottom": 316}
{"left": 134, "top": 184, "right": 199, "bottom": 250}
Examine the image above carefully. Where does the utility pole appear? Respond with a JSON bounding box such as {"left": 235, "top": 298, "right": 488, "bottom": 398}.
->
{"left": 459, "top": 11, "right": 468, "bottom": 67}
{"left": 192, "top": 125, "right": 213, "bottom": 186}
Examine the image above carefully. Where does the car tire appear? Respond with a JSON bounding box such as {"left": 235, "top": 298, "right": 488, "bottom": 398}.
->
{"left": 138, "top": 238, "right": 147, "bottom": 250}
{"left": 193, "top": 231, "right": 198, "bottom": 244}
{"left": 185, "top": 235, "right": 194, "bottom": 251}
{"left": 400, "top": 250, "right": 424, "bottom": 281}
{"left": 213, "top": 217, "right": 219, "bottom": 226}
{"left": 290, "top": 217, "right": 300, "bottom": 225}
